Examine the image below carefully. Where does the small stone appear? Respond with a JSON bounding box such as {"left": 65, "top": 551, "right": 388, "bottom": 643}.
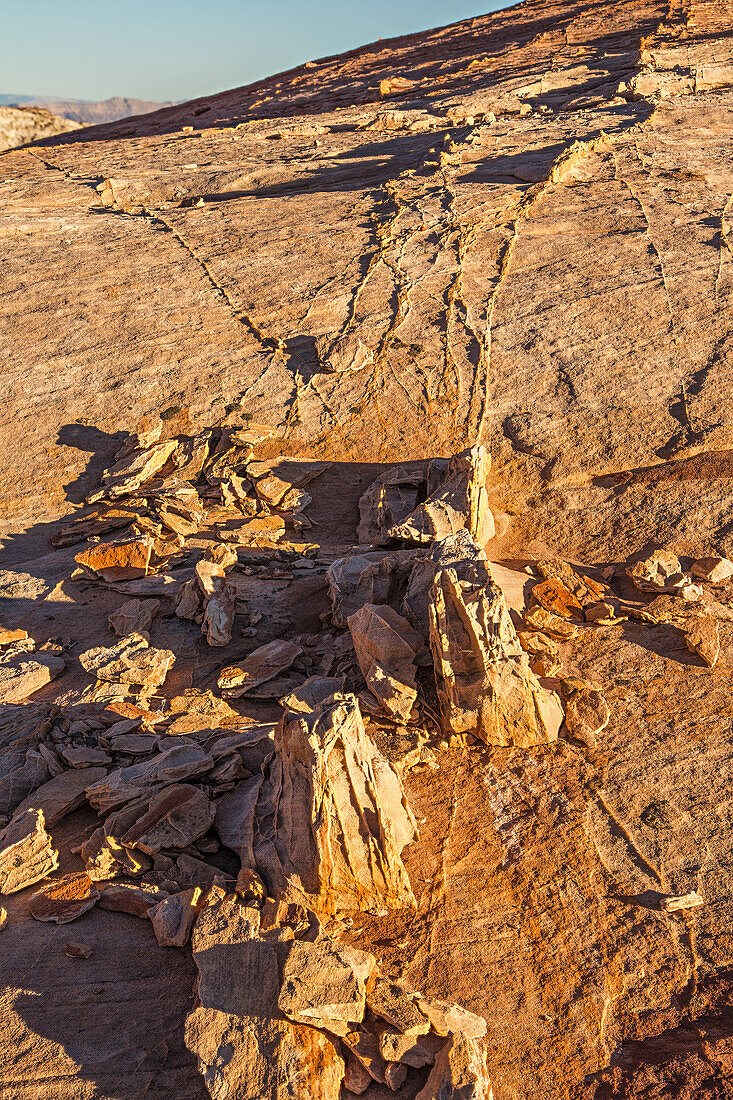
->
{"left": 685, "top": 615, "right": 720, "bottom": 668}
{"left": 108, "top": 598, "right": 160, "bottom": 637}
{"left": 0, "top": 628, "right": 28, "bottom": 646}
{"left": 0, "top": 906, "right": 7, "bottom": 930}
{"left": 660, "top": 891, "right": 704, "bottom": 912}
{"left": 29, "top": 872, "right": 100, "bottom": 924}
{"left": 584, "top": 600, "right": 624, "bottom": 624}
{"left": 58, "top": 744, "right": 112, "bottom": 768}
{"left": 65, "top": 941, "right": 93, "bottom": 958}
{"left": 691, "top": 556, "right": 733, "bottom": 584}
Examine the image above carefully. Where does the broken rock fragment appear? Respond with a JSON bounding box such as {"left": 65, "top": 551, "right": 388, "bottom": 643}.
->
{"left": 14, "top": 766, "right": 108, "bottom": 826}
{"left": 108, "top": 598, "right": 160, "bottom": 637}
{"left": 75, "top": 535, "right": 154, "bottom": 582}
{"left": 531, "top": 579, "right": 583, "bottom": 621}
{"left": 278, "top": 937, "right": 376, "bottom": 1036}
{"left": 379, "top": 1029, "right": 444, "bottom": 1068}
{"left": 0, "top": 808, "right": 59, "bottom": 894}
{"left": 79, "top": 632, "right": 175, "bottom": 689}
{"left": 65, "top": 941, "right": 93, "bottom": 958}
{"left": 185, "top": 896, "right": 345, "bottom": 1099}
{"left": 430, "top": 536, "right": 563, "bottom": 746}
{"left": 29, "top": 872, "right": 100, "bottom": 924}
{"left": 414, "top": 996, "right": 487, "bottom": 1039}
{"left": 255, "top": 693, "right": 417, "bottom": 914}
{"left": 358, "top": 446, "right": 493, "bottom": 547}
{"left": 416, "top": 1032, "right": 493, "bottom": 1100}
{"left": 348, "top": 603, "right": 422, "bottom": 721}
{"left": 98, "top": 882, "right": 168, "bottom": 917}
{"left": 328, "top": 549, "right": 420, "bottom": 628}
{"left": 120, "top": 783, "right": 214, "bottom": 854}
{"left": 660, "top": 891, "right": 704, "bottom": 912}
{"left": 85, "top": 745, "right": 213, "bottom": 813}
{"left": 535, "top": 559, "right": 606, "bottom": 607}
{"left": 90, "top": 438, "right": 178, "bottom": 501}
{"left": 343, "top": 1029, "right": 407, "bottom": 1088}
{"left": 691, "top": 556, "right": 733, "bottom": 584}
{"left": 218, "top": 639, "right": 302, "bottom": 698}
{"left": 149, "top": 886, "right": 205, "bottom": 946}
{"left": 626, "top": 550, "right": 690, "bottom": 594}
{"left": 0, "top": 652, "right": 65, "bottom": 704}
{"left": 685, "top": 615, "right": 720, "bottom": 668}
{"left": 368, "top": 976, "right": 430, "bottom": 1034}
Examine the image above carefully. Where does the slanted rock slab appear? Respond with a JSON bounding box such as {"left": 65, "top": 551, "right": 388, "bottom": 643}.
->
{"left": 29, "top": 872, "right": 100, "bottom": 924}
{"left": 0, "top": 808, "right": 59, "bottom": 894}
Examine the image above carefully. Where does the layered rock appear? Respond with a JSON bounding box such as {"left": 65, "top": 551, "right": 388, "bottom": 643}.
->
{"left": 428, "top": 536, "right": 564, "bottom": 746}
{"left": 358, "top": 446, "right": 493, "bottom": 547}
{"left": 185, "top": 897, "right": 345, "bottom": 1099}
{"left": 253, "top": 693, "right": 418, "bottom": 915}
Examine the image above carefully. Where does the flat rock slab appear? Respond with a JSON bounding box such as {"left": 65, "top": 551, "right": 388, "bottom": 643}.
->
{"left": 278, "top": 937, "right": 376, "bottom": 1037}
{"left": 13, "top": 766, "right": 109, "bottom": 826}
{"left": 29, "top": 872, "right": 100, "bottom": 924}
{"left": 0, "top": 654, "right": 65, "bottom": 703}
{"left": 85, "top": 746, "right": 213, "bottom": 813}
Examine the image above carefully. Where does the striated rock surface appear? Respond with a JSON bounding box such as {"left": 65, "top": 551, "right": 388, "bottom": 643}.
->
{"left": 254, "top": 693, "right": 418, "bottom": 915}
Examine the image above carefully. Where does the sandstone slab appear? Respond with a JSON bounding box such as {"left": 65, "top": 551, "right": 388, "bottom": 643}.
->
{"left": 0, "top": 809, "right": 58, "bottom": 894}
{"left": 28, "top": 872, "right": 100, "bottom": 924}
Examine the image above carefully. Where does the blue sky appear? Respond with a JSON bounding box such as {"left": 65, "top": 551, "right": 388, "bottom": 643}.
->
{"left": 3, "top": 1, "right": 512, "bottom": 103}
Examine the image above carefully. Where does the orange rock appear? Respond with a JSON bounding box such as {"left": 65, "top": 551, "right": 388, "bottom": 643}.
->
{"left": 531, "top": 579, "right": 583, "bottom": 621}
{"left": 29, "top": 872, "right": 100, "bottom": 924}
{"left": 75, "top": 536, "right": 153, "bottom": 581}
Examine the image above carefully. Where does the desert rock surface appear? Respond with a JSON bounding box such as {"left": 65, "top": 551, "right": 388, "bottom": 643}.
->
{"left": 1, "top": 1, "right": 733, "bottom": 1098}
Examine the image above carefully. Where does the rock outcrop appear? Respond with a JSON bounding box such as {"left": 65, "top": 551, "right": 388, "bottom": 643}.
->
{"left": 0, "top": 105, "right": 80, "bottom": 152}
{"left": 428, "top": 535, "right": 564, "bottom": 746}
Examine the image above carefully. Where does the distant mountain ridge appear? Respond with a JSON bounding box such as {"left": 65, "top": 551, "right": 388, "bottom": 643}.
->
{"left": 0, "top": 94, "right": 172, "bottom": 124}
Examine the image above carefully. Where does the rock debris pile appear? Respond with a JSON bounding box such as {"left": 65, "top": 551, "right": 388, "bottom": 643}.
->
{"left": 1, "top": 417, "right": 732, "bottom": 1097}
